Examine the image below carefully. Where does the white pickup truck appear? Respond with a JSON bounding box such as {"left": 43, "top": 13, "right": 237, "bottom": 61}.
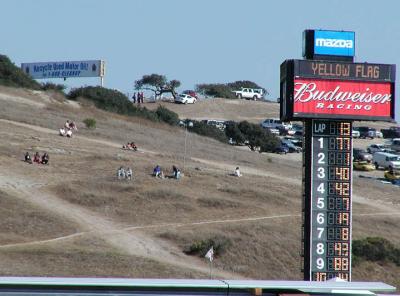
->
{"left": 233, "top": 88, "right": 264, "bottom": 100}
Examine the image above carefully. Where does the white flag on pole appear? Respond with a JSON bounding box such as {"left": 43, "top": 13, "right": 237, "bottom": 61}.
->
{"left": 205, "top": 246, "right": 214, "bottom": 262}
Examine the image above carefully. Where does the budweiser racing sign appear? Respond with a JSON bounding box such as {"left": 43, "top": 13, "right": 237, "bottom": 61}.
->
{"left": 293, "top": 78, "right": 393, "bottom": 119}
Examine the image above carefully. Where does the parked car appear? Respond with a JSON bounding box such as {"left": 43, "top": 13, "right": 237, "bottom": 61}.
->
{"left": 373, "top": 152, "right": 400, "bottom": 170}
{"left": 202, "top": 119, "right": 226, "bottom": 130}
{"left": 353, "top": 148, "right": 373, "bottom": 162}
{"left": 281, "top": 140, "right": 302, "bottom": 153}
{"left": 261, "top": 119, "right": 292, "bottom": 131}
{"left": 267, "top": 127, "right": 280, "bottom": 136}
{"left": 233, "top": 88, "right": 264, "bottom": 100}
{"left": 375, "top": 130, "right": 383, "bottom": 138}
{"left": 284, "top": 136, "right": 303, "bottom": 148}
{"left": 367, "top": 144, "right": 388, "bottom": 154}
{"left": 274, "top": 144, "right": 289, "bottom": 154}
{"left": 352, "top": 129, "right": 360, "bottom": 138}
{"left": 357, "top": 126, "right": 377, "bottom": 139}
{"left": 353, "top": 161, "right": 375, "bottom": 171}
{"left": 182, "top": 90, "right": 198, "bottom": 99}
{"left": 175, "top": 94, "right": 197, "bottom": 104}
{"left": 384, "top": 169, "right": 400, "bottom": 181}
{"left": 381, "top": 126, "right": 400, "bottom": 138}
{"left": 389, "top": 138, "right": 400, "bottom": 152}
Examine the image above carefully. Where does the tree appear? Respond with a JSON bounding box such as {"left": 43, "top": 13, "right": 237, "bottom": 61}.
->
{"left": 196, "top": 80, "right": 268, "bottom": 99}
{"left": 225, "top": 122, "right": 246, "bottom": 144}
{"left": 196, "top": 83, "right": 236, "bottom": 99}
{"left": 134, "top": 74, "right": 181, "bottom": 100}
{"left": 227, "top": 121, "right": 279, "bottom": 152}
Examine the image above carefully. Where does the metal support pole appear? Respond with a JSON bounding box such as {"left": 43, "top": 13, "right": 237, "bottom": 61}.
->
{"left": 183, "top": 127, "right": 188, "bottom": 171}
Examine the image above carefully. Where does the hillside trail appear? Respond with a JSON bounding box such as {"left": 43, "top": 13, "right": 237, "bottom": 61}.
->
{"left": 191, "top": 158, "right": 400, "bottom": 214}
{"left": 2, "top": 118, "right": 399, "bottom": 215}
{"left": 0, "top": 118, "right": 399, "bottom": 278}
{"left": 0, "top": 173, "right": 240, "bottom": 279}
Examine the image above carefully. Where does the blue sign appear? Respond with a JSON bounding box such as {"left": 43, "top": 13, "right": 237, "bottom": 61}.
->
{"left": 314, "top": 30, "right": 355, "bottom": 57}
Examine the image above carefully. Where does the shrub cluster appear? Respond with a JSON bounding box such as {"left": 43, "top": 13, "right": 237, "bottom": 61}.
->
{"left": 155, "top": 106, "right": 179, "bottom": 126}
{"left": 0, "top": 55, "right": 41, "bottom": 89}
{"left": 353, "top": 237, "right": 400, "bottom": 266}
{"left": 68, "top": 86, "right": 178, "bottom": 125}
{"left": 225, "top": 121, "right": 280, "bottom": 152}
{"left": 83, "top": 118, "right": 97, "bottom": 129}
{"left": 41, "top": 82, "right": 66, "bottom": 92}
{"left": 183, "top": 236, "right": 231, "bottom": 258}
{"left": 196, "top": 80, "right": 265, "bottom": 99}
{"left": 196, "top": 83, "right": 236, "bottom": 99}
{"left": 186, "top": 120, "right": 228, "bottom": 143}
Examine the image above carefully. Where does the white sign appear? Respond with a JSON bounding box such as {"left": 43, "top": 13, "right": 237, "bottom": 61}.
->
{"left": 21, "top": 60, "right": 105, "bottom": 79}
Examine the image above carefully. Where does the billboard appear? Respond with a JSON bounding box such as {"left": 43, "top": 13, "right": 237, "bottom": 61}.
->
{"left": 293, "top": 78, "right": 393, "bottom": 118}
{"left": 21, "top": 60, "right": 105, "bottom": 79}
{"left": 314, "top": 30, "right": 355, "bottom": 57}
{"left": 280, "top": 60, "right": 396, "bottom": 121}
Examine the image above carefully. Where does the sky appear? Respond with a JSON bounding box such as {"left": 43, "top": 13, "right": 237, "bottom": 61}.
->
{"left": 1, "top": 0, "right": 400, "bottom": 120}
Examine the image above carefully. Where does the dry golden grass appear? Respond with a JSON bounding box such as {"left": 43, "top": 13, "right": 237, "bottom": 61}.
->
{"left": 0, "top": 85, "right": 398, "bottom": 285}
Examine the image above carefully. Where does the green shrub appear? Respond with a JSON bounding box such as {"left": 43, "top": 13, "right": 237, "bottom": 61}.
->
{"left": 183, "top": 236, "right": 231, "bottom": 258}
{"left": 188, "top": 120, "right": 227, "bottom": 143}
{"left": 155, "top": 106, "right": 179, "bottom": 126}
{"left": 196, "top": 83, "right": 236, "bottom": 99}
{"left": 68, "top": 86, "right": 136, "bottom": 114}
{"left": 226, "top": 121, "right": 279, "bottom": 152}
{"left": 353, "top": 237, "right": 400, "bottom": 266}
{"left": 83, "top": 118, "right": 96, "bottom": 129}
{"left": 0, "top": 55, "right": 41, "bottom": 89}
{"left": 196, "top": 80, "right": 266, "bottom": 99}
{"left": 41, "top": 82, "right": 66, "bottom": 92}
{"left": 68, "top": 86, "right": 178, "bottom": 125}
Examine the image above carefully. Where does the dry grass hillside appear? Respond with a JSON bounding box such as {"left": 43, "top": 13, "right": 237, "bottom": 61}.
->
{"left": 0, "top": 86, "right": 399, "bottom": 287}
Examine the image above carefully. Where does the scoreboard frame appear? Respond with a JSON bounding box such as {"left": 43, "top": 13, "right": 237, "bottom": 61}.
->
{"left": 303, "top": 120, "right": 353, "bottom": 281}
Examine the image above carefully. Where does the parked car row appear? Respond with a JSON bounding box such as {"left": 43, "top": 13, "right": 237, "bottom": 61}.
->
{"left": 352, "top": 126, "right": 382, "bottom": 139}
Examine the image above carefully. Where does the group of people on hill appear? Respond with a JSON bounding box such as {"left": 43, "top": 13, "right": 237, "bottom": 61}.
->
{"left": 59, "top": 120, "right": 78, "bottom": 138}
{"left": 132, "top": 92, "right": 144, "bottom": 104}
{"left": 122, "top": 142, "right": 138, "bottom": 151}
{"left": 117, "top": 166, "right": 133, "bottom": 180}
{"left": 24, "top": 151, "right": 49, "bottom": 165}
{"left": 152, "top": 165, "right": 180, "bottom": 179}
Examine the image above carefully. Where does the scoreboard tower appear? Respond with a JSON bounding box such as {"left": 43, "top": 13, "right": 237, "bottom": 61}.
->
{"left": 280, "top": 30, "right": 396, "bottom": 281}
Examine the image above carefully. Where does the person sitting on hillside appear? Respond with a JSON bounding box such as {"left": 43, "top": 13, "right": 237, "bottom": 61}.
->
{"left": 33, "top": 152, "right": 41, "bottom": 164}
{"left": 153, "top": 165, "right": 164, "bottom": 178}
{"left": 234, "top": 166, "right": 242, "bottom": 177}
{"left": 126, "top": 167, "right": 133, "bottom": 180}
{"left": 69, "top": 121, "right": 77, "bottom": 131}
{"left": 59, "top": 127, "right": 67, "bottom": 136}
{"left": 24, "top": 152, "right": 32, "bottom": 164}
{"left": 117, "top": 166, "right": 126, "bottom": 180}
{"left": 66, "top": 129, "right": 73, "bottom": 137}
{"left": 130, "top": 142, "right": 138, "bottom": 151}
{"left": 172, "top": 165, "right": 181, "bottom": 179}
{"left": 41, "top": 152, "right": 49, "bottom": 165}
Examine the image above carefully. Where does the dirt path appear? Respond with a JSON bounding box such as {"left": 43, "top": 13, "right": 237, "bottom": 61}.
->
{"left": 0, "top": 173, "right": 240, "bottom": 278}
{"left": 0, "top": 118, "right": 398, "bottom": 279}
{"left": 2, "top": 116, "right": 399, "bottom": 214}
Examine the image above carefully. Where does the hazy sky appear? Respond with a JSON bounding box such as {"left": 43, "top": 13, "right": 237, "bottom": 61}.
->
{"left": 2, "top": 0, "right": 399, "bottom": 120}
